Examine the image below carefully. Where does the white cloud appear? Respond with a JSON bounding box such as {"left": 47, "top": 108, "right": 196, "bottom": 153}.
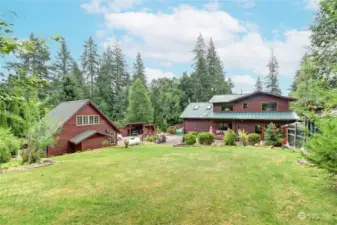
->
{"left": 145, "top": 68, "right": 176, "bottom": 83}
{"left": 96, "top": 30, "right": 105, "bottom": 38}
{"left": 205, "top": 0, "right": 220, "bottom": 11}
{"left": 305, "top": 0, "right": 321, "bottom": 10}
{"left": 95, "top": 5, "right": 310, "bottom": 80}
{"left": 233, "top": 0, "right": 256, "bottom": 8}
{"left": 230, "top": 75, "right": 256, "bottom": 93}
{"left": 81, "top": 0, "right": 142, "bottom": 13}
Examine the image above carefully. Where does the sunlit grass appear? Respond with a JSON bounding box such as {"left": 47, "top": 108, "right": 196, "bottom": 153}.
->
{"left": 0, "top": 145, "right": 336, "bottom": 225}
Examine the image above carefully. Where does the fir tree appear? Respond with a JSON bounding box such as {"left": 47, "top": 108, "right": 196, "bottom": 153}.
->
{"left": 0, "top": 101, "right": 7, "bottom": 128}
{"left": 127, "top": 78, "right": 153, "bottom": 123}
{"left": 255, "top": 76, "right": 263, "bottom": 91}
{"left": 8, "top": 99, "right": 21, "bottom": 136}
{"left": 192, "top": 34, "right": 210, "bottom": 101}
{"left": 53, "top": 40, "right": 73, "bottom": 78}
{"left": 265, "top": 51, "right": 281, "bottom": 95}
{"left": 60, "top": 75, "right": 79, "bottom": 101}
{"left": 133, "top": 52, "right": 147, "bottom": 86}
{"left": 206, "top": 38, "right": 229, "bottom": 95}
{"left": 81, "top": 37, "right": 99, "bottom": 99}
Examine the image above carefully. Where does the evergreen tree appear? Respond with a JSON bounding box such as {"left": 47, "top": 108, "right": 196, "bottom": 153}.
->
{"left": 95, "top": 47, "right": 114, "bottom": 117}
{"left": 81, "top": 37, "right": 99, "bottom": 99}
{"left": 7, "top": 33, "right": 50, "bottom": 80}
{"left": 8, "top": 99, "right": 21, "bottom": 136}
{"left": 60, "top": 75, "right": 79, "bottom": 101}
{"left": 112, "top": 41, "right": 130, "bottom": 121}
{"left": 0, "top": 101, "right": 7, "bottom": 128}
{"left": 52, "top": 40, "right": 73, "bottom": 79}
{"left": 133, "top": 52, "right": 147, "bottom": 86}
{"left": 179, "top": 72, "right": 193, "bottom": 110}
{"left": 255, "top": 76, "right": 263, "bottom": 91}
{"left": 192, "top": 34, "right": 210, "bottom": 101}
{"left": 265, "top": 51, "right": 281, "bottom": 95}
{"left": 227, "top": 77, "right": 234, "bottom": 94}
{"left": 127, "top": 78, "right": 153, "bottom": 123}
{"left": 72, "top": 62, "right": 87, "bottom": 99}
{"left": 206, "top": 38, "right": 229, "bottom": 95}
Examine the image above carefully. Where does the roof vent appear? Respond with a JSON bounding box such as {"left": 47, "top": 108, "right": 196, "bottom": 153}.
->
{"left": 193, "top": 105, "right": 199, "bottom": 110}
{"left": 206, "top": 105, "right": 212, "bottom": 110}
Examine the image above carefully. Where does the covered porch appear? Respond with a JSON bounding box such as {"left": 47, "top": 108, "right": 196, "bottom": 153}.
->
{"left": 120, "top": 122, "right": 156, "bottom": 137}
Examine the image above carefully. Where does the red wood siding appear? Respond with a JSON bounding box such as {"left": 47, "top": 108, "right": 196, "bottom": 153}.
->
{"left": 81, "top": 134, "right": 110, "bottom": 150}
{"left": 213, "top": 104, "right": 222, "bottom": 112}
{"left": 48, "top": 103, "right": 118, "bottom": 156}
{"left": 184, "top": 119, "right": 211, "bottom": 133}
{"left": 233, "top": 94, "right": 290, "bottom": 112}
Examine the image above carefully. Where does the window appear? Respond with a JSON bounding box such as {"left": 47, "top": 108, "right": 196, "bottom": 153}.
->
{"left": 206, "top": 105, "right": 212, "bottom": 110}
{"left": 243, "top": 103, "right": 248, "bottom": 109}
{"left": 76, "top": 116, "right": 83, "bottom": 126}
{"left": 262, "top": 102, "right": 277, "bottom": 111}
{"left": 83, "top": 116, "right": 89, "bottom": 125}
{"left": 94, "top": 115, "right": 99, "bottom": 124}
{"left": 219, "top": 122, "right": 229, "bottom": 131}
{"left": 110, "top": 131, "right": 115, "bottom": 144}
{"left": 76, "top": 115, "right": 100, "bottom": 126}
{"left": 193, "top": 105, "right": 199, "bottom": 110}
{"left": 89, "top": 116, "right": 94, "bottom": 124}
{"left": 221, "top": 103, "right": 233, "bottom": 111}
{"left": 255, "top": 125, "right": 262, "bottom": 134}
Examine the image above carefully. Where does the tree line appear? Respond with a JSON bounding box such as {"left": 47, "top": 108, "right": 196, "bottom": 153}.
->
{"left": 0, "top": 27, "right": 235, "bottom": 134}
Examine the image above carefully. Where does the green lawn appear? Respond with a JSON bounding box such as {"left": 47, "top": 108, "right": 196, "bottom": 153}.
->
{"left": 1, "top": 145, "right": 336, "bottom": 225}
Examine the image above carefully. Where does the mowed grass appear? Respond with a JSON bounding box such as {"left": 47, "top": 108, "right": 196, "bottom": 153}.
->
{"left": 1, "top": 145, "right": 337, "bottom": 225}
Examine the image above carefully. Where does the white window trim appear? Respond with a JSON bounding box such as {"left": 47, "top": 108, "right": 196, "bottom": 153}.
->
{"left": 76, "top": 115, "right": 100, "bottom": 126}
{"left": 110, "top": 131, "right": 115, "bottom": 144}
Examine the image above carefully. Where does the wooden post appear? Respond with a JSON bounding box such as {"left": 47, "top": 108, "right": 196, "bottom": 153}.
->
{"left": 294, "top": 122, "right": 297, "bottom": 148}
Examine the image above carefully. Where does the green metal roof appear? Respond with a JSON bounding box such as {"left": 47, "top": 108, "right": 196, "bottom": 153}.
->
{"left": 180, "top": 102, "right": 299, "bottom": 121}
{"left": 69, "top": 130, "right": 109, "bottom": 144}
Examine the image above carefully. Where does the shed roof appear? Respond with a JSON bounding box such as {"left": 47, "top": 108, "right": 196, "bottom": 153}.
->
{"left": 180, "top": 102, "right": 299, "bottom": 121}
{"left": 69, "top": 130, "right": 110, "bottom": 144}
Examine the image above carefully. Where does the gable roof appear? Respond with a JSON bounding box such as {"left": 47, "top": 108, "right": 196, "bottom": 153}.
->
{"left": 209, "top": 91, "right": 295, "bottom": 103}
{"left": 69, "top": 130, "right": 110, "bottom": 144}
{"left": 45, "top": 99, "right": 120, "bottom": 132}
{"left": 180, "top": 102, "right": 299, "bottom": 121}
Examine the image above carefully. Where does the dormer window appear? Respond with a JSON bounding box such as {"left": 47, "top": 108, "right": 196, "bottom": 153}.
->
{"left": 221, "top": 103, "right": 233, "bottom": 111}
{"left": 243, "top": 103, "right": 248, "bottom": 109}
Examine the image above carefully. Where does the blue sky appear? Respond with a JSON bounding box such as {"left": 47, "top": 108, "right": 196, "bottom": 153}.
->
{"left": 0, "top": 0, "right": 320, "bottom": 94}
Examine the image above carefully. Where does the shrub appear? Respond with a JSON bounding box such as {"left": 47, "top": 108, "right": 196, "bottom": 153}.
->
{"left": 304, "top": 117, "right": 337, "bottom": 173}
{"left": 238, "top": 130, "right": 248, "bottom": 146}
{"left": 146, "top": 135, "right": 158, "bottom": 142}
{"left": 102, "top": 140, "right": 109, "bottom": 147}
{"left": 184, "top": 132, "right": 197, "bottom": 145}
{"left": 189, "top": 131, "right": 198, "bottom": 136}
{"left": 0, "top": 142, "right": 11, "bottom": 163}
{"left": 247, "top": 133, "right": 261, "bottom": 145}
{"left": 167, "top": 127, "right": 174, "bottom": 134}
{"left": 265, "top": 123, "right": 283, "bottom": 146}
{"left": 0, "top": 128, "right": 21, "bottom": 157}
{"left": 223, "top": 129, "right": 237, "bottom": 146}
{"left": 197, "top": 132, "right": 215, "bottom": 145}
{"left": 124, "top": 139, "right": 129, "bottom": 148}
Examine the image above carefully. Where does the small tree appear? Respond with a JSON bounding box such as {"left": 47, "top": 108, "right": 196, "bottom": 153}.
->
{"left": 304, "top": 117, "right": 337, "bottom": 173}
{"left": 0, "top": 101, "right": 7, "bottom": 128}
{"left": 238, "top": 130, "right": 248, "bottom": 146}
{"left": 23, "top": 118, "right": 59, "bottom": 164}
{"left": 265, "top": 123, "right": 282, "bottom": 146}
{"left": 126, "top": 78, "right": 154, "bottom": 123}
{"left": 223, "top": 129, "right": 237, "bottom": 146}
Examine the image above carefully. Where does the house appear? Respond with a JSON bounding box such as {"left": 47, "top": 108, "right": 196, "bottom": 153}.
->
{"left": 120, "top": 122, "right": 156, "bottom": 137}
{"left": 46, "top": 99, "right": 119, "bottom": 156}
{"left": 180, "top": 91, "right": 299, "bottom": 139}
